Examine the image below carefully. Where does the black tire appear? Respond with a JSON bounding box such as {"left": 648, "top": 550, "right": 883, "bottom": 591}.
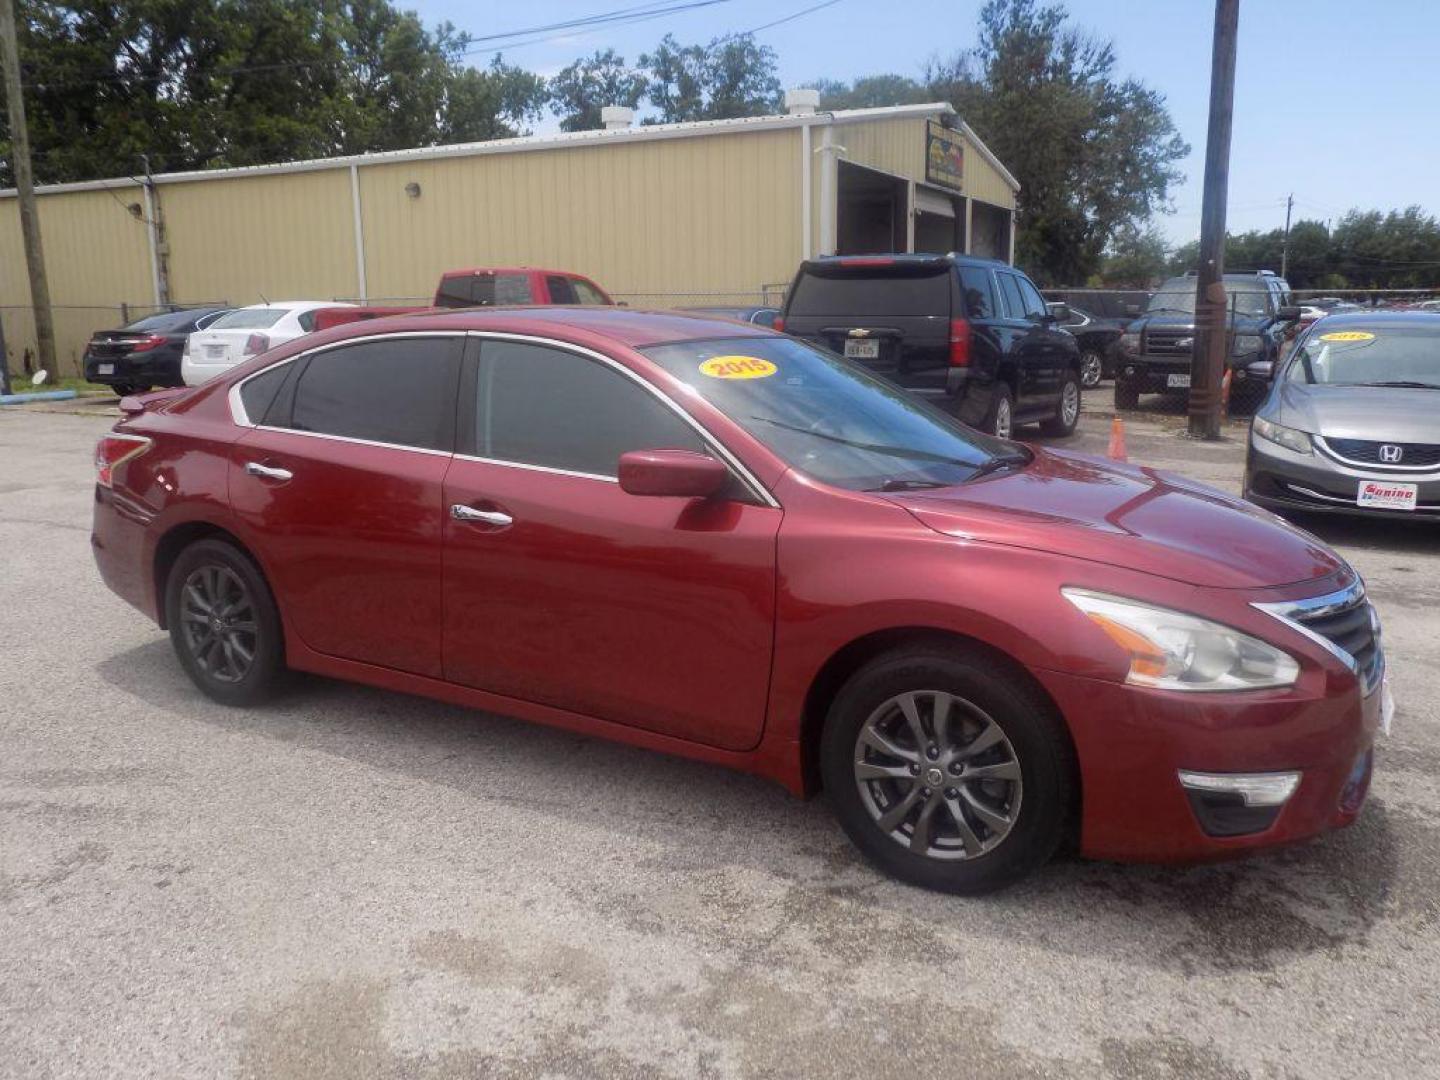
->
{"left": 1079, "top": 350, "right": 1104, "bottom": 389}
{"left": 1041, "top": 368, "right": 1081, "bottom": 437}
{"left": 1113, "top": 379, "right": 1140, "bottom": 411}
{"left": 111, "top": 383, "right": 139, "bottom": 397}
{"left": 165, "top": 538, "right": 285, "bottom": 706}
{"left": 985, "top": 383, "right": 1015, "bottom": 439}
{"left": 820, "top": 644, "right": 1076, "bottom": 895}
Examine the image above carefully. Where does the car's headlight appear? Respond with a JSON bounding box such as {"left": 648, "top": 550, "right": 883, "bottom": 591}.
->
{"left": 1062, "top": 589, "right": 1300, "bottom": 692}
{"left": 1233, "top": 334, "right": 1263, "bottom": 355}
{"left": 1253, "top": 415, "right": 1313, "bottom": 455}
{"left": 1119, "top": 331, "right": 1140, "bottom": 352}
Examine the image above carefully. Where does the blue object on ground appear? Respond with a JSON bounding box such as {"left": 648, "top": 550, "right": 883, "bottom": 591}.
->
{"left": 0, "top": 389, "right": 79, "bottom": 405}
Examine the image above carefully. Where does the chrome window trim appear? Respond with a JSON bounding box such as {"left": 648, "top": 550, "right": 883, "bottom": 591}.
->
{"left": 460, "top": 330, "right": 782, "bottom": 509}
{"left": 1251, "top": 578, "right": 1381, "bottom": 689}
{"left": 252, "top": 424, "right": 453, "bottom": 458}
{"left": 1314, "top": 435, "right": 1440, "bottom": 475}
{"left": 452, "top": 452, "right": 618, "bottom": 484}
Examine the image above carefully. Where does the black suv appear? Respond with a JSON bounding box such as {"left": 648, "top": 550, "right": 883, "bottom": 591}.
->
{"left": 1114, "top": 271, "right": 1301, "bottom": 409}
{"left": 778, "top": 254, "right": 1082, "bottom": 438}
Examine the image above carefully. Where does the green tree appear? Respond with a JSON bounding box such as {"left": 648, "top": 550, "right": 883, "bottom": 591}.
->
{"left": 1099, "top": 225, "right": 1169, "bottom": 287}
{"left": 927, "top": 0, "right": 1189, "bottom": 285}
{"left": 3, "top": 0, "right": 549, "bottom": 184}
{"left": 549, "top": 48, "right": 646, "bottom": 133}
{"left": 808, "top": 74, "right": 927, "bottom": 110}
{"left": 639, "top": 33, "right": 781, "bottom": 123}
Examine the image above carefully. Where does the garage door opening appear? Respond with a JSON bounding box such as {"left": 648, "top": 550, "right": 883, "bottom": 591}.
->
{"left": 970, "top": 200, "right": 1012, "bottom": 261}
{"left": 914, "top": 186, "right": 961, "bottom": 254}
{"left": 837, "top": 162, "right": 907, "bottom": 254}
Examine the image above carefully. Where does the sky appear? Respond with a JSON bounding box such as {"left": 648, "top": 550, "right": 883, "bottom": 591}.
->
{"left": 408, "top": 0, "right": 1440, "bottom": 246}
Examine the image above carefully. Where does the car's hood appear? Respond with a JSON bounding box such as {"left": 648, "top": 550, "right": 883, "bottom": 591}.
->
{"left": 1275, "top": 382, "right": 1440, "bottom": 441}
{"left": 889, "top": 448, "right": 1345, "bottom": 589}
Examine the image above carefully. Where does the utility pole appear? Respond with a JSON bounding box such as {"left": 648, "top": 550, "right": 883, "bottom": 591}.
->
{"left": 1188, "top": 0, "right": 1239, "bottom": 440}
{"left": 0, "top": 0, "right": 57, "bottom": 384}
{"left": 1280, "top": 192, "right": 1294, "bottom": 279}
{"left": 141, "top": 154, "right": 171, "bottom": 308}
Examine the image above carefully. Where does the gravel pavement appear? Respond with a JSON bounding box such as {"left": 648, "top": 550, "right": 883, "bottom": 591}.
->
{"left": 2, "top": 401, "right": 1438, "bottom": 1080}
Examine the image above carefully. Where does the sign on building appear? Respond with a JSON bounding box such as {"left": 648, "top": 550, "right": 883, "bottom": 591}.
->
{"left": 925, "top": 122, "right": 965, "bottom": 193}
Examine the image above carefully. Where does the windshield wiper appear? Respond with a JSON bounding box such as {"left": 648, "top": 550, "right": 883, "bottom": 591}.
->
{"left": 867, "top": 478, "right": 950, "bottom": 492}
{"left": 748, "top": 415, "right": 979, "bottom": 468}
{"left": 1144, "top": 307, "right": 1193, "bottom": 316}
{"left": 1350, "top": 380, "right": 1440, "bottom": 390}
{"left": 968, "top": 453, "right": 1030, "bottom": 480}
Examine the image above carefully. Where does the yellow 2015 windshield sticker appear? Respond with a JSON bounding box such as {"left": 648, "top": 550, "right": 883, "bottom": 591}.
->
{"left": 699, "top": 355, "right": 777, "bottom": 379}
{"left": 1318, "top": 331, "right": 1375, "bottom": 342}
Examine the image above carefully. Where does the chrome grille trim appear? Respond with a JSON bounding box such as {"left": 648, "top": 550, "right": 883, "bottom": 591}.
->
{"left": 1252, "top": 578, "right": 1384, "bottom": 695}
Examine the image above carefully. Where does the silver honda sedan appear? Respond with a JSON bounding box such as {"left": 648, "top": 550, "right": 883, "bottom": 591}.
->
{"left": 1245, "top": 312, "right": 1440, "bottom": 520}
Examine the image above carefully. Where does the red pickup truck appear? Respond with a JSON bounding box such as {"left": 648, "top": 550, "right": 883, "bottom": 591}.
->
{"left": 313, "top": 267, "right": 614, "bottom": 331}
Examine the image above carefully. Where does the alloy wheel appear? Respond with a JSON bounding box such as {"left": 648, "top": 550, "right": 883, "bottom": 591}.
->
{"left": 994, "top": 398, "right": 1013, "bottom": 439}
{"left": 179, "top": 564, "right": 258, "bottom": 684}
{"left": 853, "top": 690, "right": 1023, "bottom": 860}
{"left": 1080, "top": 352, "right": 1103, "bottom": 388}
{"left": 1061, "top": 380, "right": 1080, "bottom": 427}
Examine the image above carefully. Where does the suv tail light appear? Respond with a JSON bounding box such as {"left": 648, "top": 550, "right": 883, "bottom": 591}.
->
{"left": 129, "top": 333, "right": 168, "bottom": 352}
{"left": 948, "top": 318, "right": 972, "bottom": 367}
{"left": 772, "top": 315, "right": 785, "bottom": 333}
{"left": 95, "top": 433, "right": 152, "bottom": 488}
{"left": 243, "top": 333, "right": 270, "bottom": 356}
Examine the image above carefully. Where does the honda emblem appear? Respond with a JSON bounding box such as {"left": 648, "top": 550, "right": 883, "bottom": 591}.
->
{"left": 1378, "top": 444, "right": 1404, "bottom": 464}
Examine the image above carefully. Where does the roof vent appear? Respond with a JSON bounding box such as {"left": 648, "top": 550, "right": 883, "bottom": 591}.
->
{"left": 601, "top": 106, "right": 634, "bottom": 130}
{"left": 784, "top": 88, "right": 820, "bottom": 116}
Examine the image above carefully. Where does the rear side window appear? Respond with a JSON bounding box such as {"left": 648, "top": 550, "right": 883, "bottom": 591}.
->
{"left": 546, "top": 275, "right": 579, "bottom": 304}
{"left": 239, "top": 364, "right": 291, "bottom": 425}
{"left": 436, "top": 275, "right": 473, "bottom": 307}
{"left": 572, "top": 280, "right": 609, "bottom": 305}
{"left": 296, "top": 309, "right": 321, "bottom": 333}
{"left": 477, "top": 341, "right": 703, "bottom": 477}
{"left": 287, "top": 338, "right": 461, "bottom": 451}
{"left": 957, "top": 268, "right": 998, "bottom": 319}
{"left": 1015, "top": 276, "right": 1049, "bottom": 319}
{"left": 788, "top": 269, "right": 951, "bottom": 318}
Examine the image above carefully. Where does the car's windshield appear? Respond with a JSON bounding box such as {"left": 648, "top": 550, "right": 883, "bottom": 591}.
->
{"left": 1288, "top": 326, "right": 1440, "bottom": 387}
{"left": 211, "top": 307, "right": 289, "bottom": 330}
{"left": 641, "top": 335, "right": 1013, "bottom": 492}
{"left": 1147, "top": 285, "right": 1271, "bottom": 318}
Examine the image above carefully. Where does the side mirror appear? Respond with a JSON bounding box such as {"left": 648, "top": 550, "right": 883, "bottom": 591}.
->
{"left": 618, "top": 449, "right": 729, "bottom": 499}
{"left": 1038, "top": 311, "right": 1060, "bottom": 325}
{"left": 1246, "top": 360, "right": 1275, "bottom": 381}
{"left": 1276, "top": 305, "right": 1303, "bottom": 323}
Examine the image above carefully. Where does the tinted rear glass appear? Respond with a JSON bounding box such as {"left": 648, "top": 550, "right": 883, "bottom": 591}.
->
{"left": 788, "top": 268, "right": 951, "bottom": 318}
{"left": 239, "top": 363, "right": 290, "bottom": 424}
{"left": 436, "top": 273, "right": 534, "bottom": 308}
{"left": 212, "top": 308, "right": 287, "bottom": 330}
{"left": 124, "top": 309, "right": 211, "bottom": 333}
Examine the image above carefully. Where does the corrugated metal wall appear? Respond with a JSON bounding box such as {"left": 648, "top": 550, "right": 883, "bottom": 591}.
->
{"left": 357, "top": 127, "right": 802, "bottom": 303}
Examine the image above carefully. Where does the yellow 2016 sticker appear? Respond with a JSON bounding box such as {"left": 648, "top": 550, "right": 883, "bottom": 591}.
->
{"left": 699, "top": 355, "right": 777, "bottom": 379}
{"left": 1318, "top": 331, "right": 1376, "bottom": 342}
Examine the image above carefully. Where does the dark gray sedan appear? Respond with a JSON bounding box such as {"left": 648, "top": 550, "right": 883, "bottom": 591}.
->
{"left": 1245, "top": 312, "right": 1440, "bottom": 520}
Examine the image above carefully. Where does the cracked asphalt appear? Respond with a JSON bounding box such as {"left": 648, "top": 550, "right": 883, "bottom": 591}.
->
{"left": 2, "top": 399, "right": 1438, "bottom": 1079}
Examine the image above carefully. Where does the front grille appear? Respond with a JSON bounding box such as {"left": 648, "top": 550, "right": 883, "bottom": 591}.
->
{"left": 1144, "top": 330, "right": 1193, "bottom": 356}
{"left": 1322, "top": 437, "right": 1440, "bottom": 469}
{"left": 1294, "top": 592, "right": 1383, "bottom": 694}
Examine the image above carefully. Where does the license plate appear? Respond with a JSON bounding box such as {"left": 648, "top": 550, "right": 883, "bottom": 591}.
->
{"left": 206, "top": 344, "right": 226, "bottom": 358}
{"left": 97, "top": 363, "right": 114, "bottom": 375}
{"left": 1381, "top": 677, "right": 1395, "bottom": 736}
{"left": 1166, "top": 373, "right": 1191, "bottom": 389}
{"left": 844, "top": 339, "right": 880, "bottom": 360}
{"left": 1357, "top": 480, "right": 1418, "bottom": 511}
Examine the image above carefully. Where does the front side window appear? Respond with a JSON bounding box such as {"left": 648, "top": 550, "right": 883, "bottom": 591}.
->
{"left": 642, "top": 335, "right": 1008, "bottom": 492}
{"left": 997, "top": 273, "right": 1027, "bottom": 320}
{"left": 286, "top": 337, "right": 461, "bottom": 451}
{"left": 958, "top": 267, "right": 997, "bottom": 319}
{"left": 546, "top": 276, "right": 579, "bottom": 305}
{"left": 478, "top": 341, "right": 703, "bottom": 476}
{"left": 572, "top": 279, "right": 609, "bottom": 305}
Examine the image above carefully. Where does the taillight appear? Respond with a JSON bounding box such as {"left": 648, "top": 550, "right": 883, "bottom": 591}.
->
{"left": 243, "top": 333, "right": 270, "bottom": 356}
{"left": 129, "top": 333, "right": 168, "bottom": 352}
{"left": 772, "top": 315, "right": 786, "bottom": 333}
{"left": 949, "top": 318, "right": 972, "bottom": 367}
{"left": 95, "top": 433, "right": 152, "bottom": 488}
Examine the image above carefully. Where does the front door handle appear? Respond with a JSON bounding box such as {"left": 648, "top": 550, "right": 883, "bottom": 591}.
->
{"left": 451, "top": 504, "right": 513, "bottom": 527}
{"left": 245, "top": 462, "right": 293, "bottom": 482}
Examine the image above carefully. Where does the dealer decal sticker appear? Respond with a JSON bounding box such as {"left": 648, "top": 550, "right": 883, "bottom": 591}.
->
{"left": 1318, "top": 331, "right": 1376, "bottom": 343}
{"left": 700, "top": 355, "right": 777, "bottom": 379}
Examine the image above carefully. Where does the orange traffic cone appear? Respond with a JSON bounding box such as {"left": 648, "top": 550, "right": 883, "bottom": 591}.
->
{"left": 1107, "top": 416, "right": 1127, "bottom": 462}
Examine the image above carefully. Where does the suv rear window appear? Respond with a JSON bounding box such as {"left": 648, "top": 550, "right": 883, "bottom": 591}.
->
{"left": 435, "top": 273, "right": 535, "bottom": 308}
{"left": 788, "top": 268, "right": 951, "bottom": 318}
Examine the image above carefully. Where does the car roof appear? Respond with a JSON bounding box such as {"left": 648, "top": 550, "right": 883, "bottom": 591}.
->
{"left": 439, "top": 267, "right": 590, "bottom": 278}
{"left": 1310, "top": 310, "right": 1440, "bottom": 330}
{"left": 312, "top": 305, "right": 775, "bottom": 348}
{"left": 803, "top": 253, "right": 1013, "bottom": 270}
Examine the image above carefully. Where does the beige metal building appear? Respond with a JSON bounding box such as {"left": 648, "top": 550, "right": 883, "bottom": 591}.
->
{"left": 0, "top": 94, "right": 1019, "bottom": 373}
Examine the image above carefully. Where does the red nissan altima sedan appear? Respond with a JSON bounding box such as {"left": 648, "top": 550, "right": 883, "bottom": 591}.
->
{"left": 91, "top": 307, "right": 1388, "bottom": 894}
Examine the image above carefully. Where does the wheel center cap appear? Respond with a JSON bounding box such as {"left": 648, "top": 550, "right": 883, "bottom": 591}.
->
{"left": 210, "top": 616, "right": 224, "bottom": 632}
{"left": 924, "top": 766, "right": 944, "bottom": 787}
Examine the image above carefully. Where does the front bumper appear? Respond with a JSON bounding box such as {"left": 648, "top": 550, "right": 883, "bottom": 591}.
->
{"left": 1246, "top": 429, "right": 1440, "bottom": 520}
{"left": 1116, "top": 352, "right": 1268, "bottom": 393}
{"left": 1034, "top": 661, "right": 1381, "bottom": 863}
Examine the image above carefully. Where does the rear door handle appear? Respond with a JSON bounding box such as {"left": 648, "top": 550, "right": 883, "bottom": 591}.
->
{"left": 451, "top": 504, "right": 513, "bottom": 527}
{"left": 245, "top": 462, "right": 293, "bottom": 482}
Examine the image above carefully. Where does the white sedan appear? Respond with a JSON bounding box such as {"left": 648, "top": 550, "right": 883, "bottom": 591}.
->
{"left": 181, "top": 301, "right": 351, "bottom": 385}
